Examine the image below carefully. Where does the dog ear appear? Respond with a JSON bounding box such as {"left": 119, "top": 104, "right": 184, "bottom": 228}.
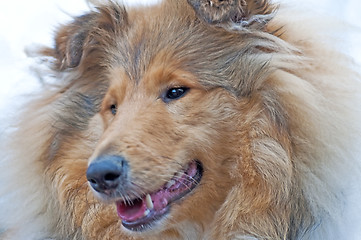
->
{"left": 187, "top": 0, "right": 275, "bottom": 29}
{"left": 50, "top": 3, "right": 128, "bottom": 70}
{"left": 53, "top": 14, "right": 97, "bottom": 69}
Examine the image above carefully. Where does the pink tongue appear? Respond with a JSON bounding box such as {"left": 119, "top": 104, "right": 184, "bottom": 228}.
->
{"left": 117, "top": 198, "right": 147, "bottom": 222}
{"left": 116, "top": 192, "right": 170, "bottom": 222}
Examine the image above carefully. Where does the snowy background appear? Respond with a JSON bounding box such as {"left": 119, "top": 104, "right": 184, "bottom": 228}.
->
{"left": 0, "top": 0, "right": 360, "bottom": 238}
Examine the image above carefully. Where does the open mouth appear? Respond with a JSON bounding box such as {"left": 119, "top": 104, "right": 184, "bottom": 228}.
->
{"left": 116, "top": 160, "right": 203, "bottom": 232}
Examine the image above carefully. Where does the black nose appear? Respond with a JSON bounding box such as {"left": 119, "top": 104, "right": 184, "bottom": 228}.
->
{"left": 86, "top": 155, "right": 128, "bottom": 193}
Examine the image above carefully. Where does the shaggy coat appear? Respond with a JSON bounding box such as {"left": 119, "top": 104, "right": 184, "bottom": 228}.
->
{"left": 1, "top": 0, "right": 361, "bottom": 239}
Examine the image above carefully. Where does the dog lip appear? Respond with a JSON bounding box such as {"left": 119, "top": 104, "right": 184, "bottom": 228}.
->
{"left": 116, "top": 160, "right": 203, "bottom": 232}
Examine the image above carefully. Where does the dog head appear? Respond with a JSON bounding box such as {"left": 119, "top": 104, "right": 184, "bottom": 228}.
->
{"left": 44, "top": 0, "right": 296, "bottom": 238}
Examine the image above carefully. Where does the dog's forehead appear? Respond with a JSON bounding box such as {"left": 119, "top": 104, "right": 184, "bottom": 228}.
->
{"left": 108, "top": 12, "right": 223, "bottom": 88}
{"left": 110, "top": 11, "right": 194, "bottom": 83}
{"left": 96, "top": 1, "right": 270, "bottom": 97}
{"left": 107, "top": 53, "right": 201, "bottom": 97}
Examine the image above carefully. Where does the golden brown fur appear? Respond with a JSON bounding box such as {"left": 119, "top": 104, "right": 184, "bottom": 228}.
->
{"left": 1, "top": 0, "right": 361, "bottom": 239}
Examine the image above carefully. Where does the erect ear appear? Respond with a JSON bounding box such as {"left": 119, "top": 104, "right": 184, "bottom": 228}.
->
{"left": 47, "top": 2, "right": 128, "bottom": 70}
{"left": 187, "top": 0, "right": 275, "bottom": 28}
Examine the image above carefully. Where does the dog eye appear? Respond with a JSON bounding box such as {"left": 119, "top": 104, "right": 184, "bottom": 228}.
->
{"left": 163, "top": 87, "right": 189, "bottom": 102}
{"left": 110, "top": 104, "right": 117, "bottom": 115}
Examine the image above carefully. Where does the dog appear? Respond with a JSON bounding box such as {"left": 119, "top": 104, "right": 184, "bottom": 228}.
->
{"left": 1, "top": 0, "right": 361, "bottom": 239}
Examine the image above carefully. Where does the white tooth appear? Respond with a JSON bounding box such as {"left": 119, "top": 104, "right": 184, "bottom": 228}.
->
{"left": 145, "top": 194, "right": 154, "bottom": 210}
{"left": 166, "top": 179, "right": 176, "bottom": 188}
{"left": 143, "top": 209, "right": 150, "bottom": 217}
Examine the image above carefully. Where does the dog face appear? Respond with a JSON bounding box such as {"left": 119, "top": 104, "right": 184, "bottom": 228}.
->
{"left": 42, "top": 0, "right": 296, "bottom": 238}
{"left": 87, "top": 59, "right": 242, "bottom": 232}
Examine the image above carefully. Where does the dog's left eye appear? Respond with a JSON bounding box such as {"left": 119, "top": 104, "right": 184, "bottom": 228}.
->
{"left": 110, "top": 104, "right": 117, "bottom": 115}
{"left": 163, "top": 87, "right": 189, "bottom": 102}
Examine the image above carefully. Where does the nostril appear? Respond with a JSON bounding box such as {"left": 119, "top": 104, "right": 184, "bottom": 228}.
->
{"left": 104, "top": 172, "right": 120, "bottom": 182}
{"left": 89, "top": 178, "right": 97, "bottom": 184}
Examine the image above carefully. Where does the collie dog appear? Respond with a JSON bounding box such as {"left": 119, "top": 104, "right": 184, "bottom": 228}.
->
{"left": 1, "top": 0, "right": 361, "bottom": 239}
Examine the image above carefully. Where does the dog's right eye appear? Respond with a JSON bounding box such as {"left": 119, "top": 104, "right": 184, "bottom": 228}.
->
{"left": 110, "top": 104, "right": 117, "bottom": 115}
